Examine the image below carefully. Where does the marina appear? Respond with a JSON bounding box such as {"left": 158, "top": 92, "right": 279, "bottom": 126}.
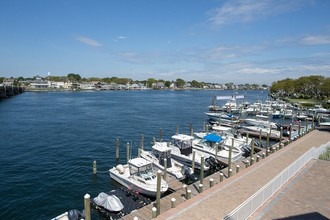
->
{"left": 0, "top": 90, "right": 329, "bottom": 220}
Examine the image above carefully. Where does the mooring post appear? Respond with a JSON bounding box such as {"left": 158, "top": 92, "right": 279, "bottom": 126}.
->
{"left": 93, "top": 161, "right": 97, "bottom": 175}
{"left": 126, "top": 142, "right": 130, "bottom": 162}
{"left": 209, "top": 178, "right": 214, "bottom": 187}
{"left": 176, "top": 125, "right": 179, "bottom": 135}
{"left": 187, "top": 189, "right": 192, "bottom": 199}
{"left": 298, "top": 123, "right": 301, "bottom": 137}
{"left": 84, "top": 194, "right": 91, "bottom": 220}
{"left": 256, "top": 155, "right": 260, "bottom": 162}
{"left": 152, "top": 207, "right": 157, "bottom": 218}
{"left": 250, "top": 138, "right": 255, "bottom": 165}
{"left": 191, "top": 151, "right": 195, "bottom": 171}
{"left": 259, "top": 129, "right": 262, "bottom": 144}
{"left": 220, "top": 172, "right": 224, "bottom": 182}
{"left": 228, "top": 168, "right": 233, "bottom": 177}
{"left": 153, "top": 137, "right": 156, "bottom": 145}
{"left": 262, "top": 152, "right": 266, "bottom": 159}
{"left": 156, "top": 170, "right": 161, "bottom": 216}
{"left": 171, "top": 198, "right": 176, "bottom": 208}
{"left": 138, "top": 148, "right": 141, "bottom": 158}
{"left": 164, "top": 158, "right": 167, "bottom": 180}
{"left": 236, "top": 164, "right": 240, "bottom": 173}
{"left": 246, "top": 132, "right": 249, "bottom": 144}
{"left": 266, "top": 133, "right": 270, "bottom": 156}
{"left": 159, "top": 128, "right": 163, "bottom": 142}
{"left": 279, "top": 127, "right": 283, "bottom": 149}
{"left": 269, "top": 126, "right": 272, "bottom": 135}
{"left": 228, "top": 138, "right": 234, "bottom": 176}
{"left": 116, "top": 138, "right": 119, "bottom": 160}
{"left": 200, "top": 155, "right": 204, "bottom": 185}
{"left": 289, "top": 124, "right": 292, "bottom": 142}
{"left": 189, "top": 123, "right": 193, "bottom": 136}
{"left": 305, "top": 119, "right": 308, "bottom": 134}
{"left": 140, "top": 134, "right": 144, "bottom": 150}
{"left": 312, "top": 116, "right": 315, "bottom": 130}
{"left": 199, "top": 184, "right": 204, "bottom": 193}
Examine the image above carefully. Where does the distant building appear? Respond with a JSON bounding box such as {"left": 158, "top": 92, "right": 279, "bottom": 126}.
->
{"left": 3, "top": 78, "right": 16, "bottom": 86}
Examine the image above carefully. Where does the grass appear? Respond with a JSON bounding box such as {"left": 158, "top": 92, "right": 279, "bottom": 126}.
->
{"left": 319, "top": 147, "right": 330, "bottom": 161}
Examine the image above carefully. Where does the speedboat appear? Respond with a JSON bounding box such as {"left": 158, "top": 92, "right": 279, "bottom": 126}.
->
{"left": 244, "top": 118, "right": 278, "bottom": 129}
{"left": 168, "top": 134, "right": 211, "bottom": 171}
{"left": 243, "top": 126, "right": 281, "bottom": 138}
{"left": 192, "top": 133, "right": 243, "bottom": 162}
{"left": 319, "top": 122, "right": 330, "bottom": 131}
{"left": 140, "top": 142, "right": 195, "bottom": 180}
{"left": 109, "top": 157, "right": 168, "bottom": 197}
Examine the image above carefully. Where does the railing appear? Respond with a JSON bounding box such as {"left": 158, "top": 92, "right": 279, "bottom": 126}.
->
{"left": 223, "top": 141, "right": 330, "bottom": 220}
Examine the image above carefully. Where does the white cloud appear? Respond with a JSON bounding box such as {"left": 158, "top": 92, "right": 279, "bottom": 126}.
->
{"left": 75, "top": 36, "right": 102, "bottom": 47}
{"left": 208, "top": 0, "right": 309, "bottom": 26}
{"left": 301, "top": 35, "right": 330, "bottom": 45}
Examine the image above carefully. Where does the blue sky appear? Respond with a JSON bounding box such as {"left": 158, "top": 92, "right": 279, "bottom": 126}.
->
{"left": 1, "top": 0, "right": 330, "bottom": 85}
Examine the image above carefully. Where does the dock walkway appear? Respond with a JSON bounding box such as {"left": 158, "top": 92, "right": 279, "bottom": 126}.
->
{"left": 122, "top": 130, "right": 330, "bottom": 220}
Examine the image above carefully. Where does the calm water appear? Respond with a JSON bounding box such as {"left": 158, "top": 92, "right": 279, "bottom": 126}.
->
{"left": 0, "top": 90, "right": 268, "bottom": 220}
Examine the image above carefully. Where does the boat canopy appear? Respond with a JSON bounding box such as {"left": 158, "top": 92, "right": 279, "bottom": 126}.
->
{"left": 203, "top": 133, "right": 223, "bottom": 143}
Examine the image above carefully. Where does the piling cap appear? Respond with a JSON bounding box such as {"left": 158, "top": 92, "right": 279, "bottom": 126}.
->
{"left": 84, "top": 194, "right": 90, "bottom": 199}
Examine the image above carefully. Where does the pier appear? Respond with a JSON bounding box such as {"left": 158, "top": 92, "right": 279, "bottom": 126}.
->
{"left": 0, "top": 85, "right": 25, "bottom": 98}
{"left": 120, "top": 129, "right": 330, "bottom": 220}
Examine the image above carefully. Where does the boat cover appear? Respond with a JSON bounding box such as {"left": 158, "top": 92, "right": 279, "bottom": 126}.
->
{"left": 93, "top": 192, "right": 124, "bottom": 212}
{"left": 203, "top": 133, "right": 223, "bottom": 143}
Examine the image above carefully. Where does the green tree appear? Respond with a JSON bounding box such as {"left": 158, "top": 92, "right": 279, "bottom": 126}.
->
{"left": 147, "top": 78, "right": 157, "bottom": 88}
{"left": 175, "top": 78, "right": 185, "bottom": 88}
{"left": 67, "top": 73, "right": 81, "bottom": 82}
{"left": 164, "top": 81, "right": 171, "bottom": 88}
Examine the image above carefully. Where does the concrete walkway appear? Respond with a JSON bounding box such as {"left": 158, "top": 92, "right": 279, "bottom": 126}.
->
{"left": 156, "top": 130, "right": 330, "bottom": 220}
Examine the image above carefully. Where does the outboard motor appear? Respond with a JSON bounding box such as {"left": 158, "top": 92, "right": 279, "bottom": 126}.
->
{"left": 254, "top": 140, "right": 264, "bottom": 148}
{"left": 68, "top": 209, "right": 84, "bottom": 220}
{"left": 181, "top": 165, "right": 197, "bottom": 181}
{"left": 205, "top": 156, "right": 217, "bottom": 169}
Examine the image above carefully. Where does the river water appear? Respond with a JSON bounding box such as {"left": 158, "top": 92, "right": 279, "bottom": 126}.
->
{"left": 0, "top": 89, "right": 268, "bottom": 220}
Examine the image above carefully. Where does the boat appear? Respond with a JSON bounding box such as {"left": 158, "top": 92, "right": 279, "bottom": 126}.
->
{"left": 318, "top": 122, "right": 330, "bottom": 131}
{"left": 271, "top": 110, "right": 283, "bottom": 119}
{"left": 140, "top": 142, "right": 195, "bottom": 180}
{"left": 244, "top": 118, "right": 278, "bottom": 129}
{"left": 283, "top": 109, "right": 293, "bottom": 119}
{"left": 109, "top": 157, "right": 168, "bottom": 197}
{"left": 169, "top": 134, "right": 211, "bottom": 170}
{"left": 192, "top": 133, "right": 243, "bottom": 162}
{"left": 243, "top": 126, "right": 281, "bottom": 138}
{"left": 93, "top": 192, "right": 124, "bottom": 212}
{"left": 206, "top": 112, "right": 239, "bottom": 123}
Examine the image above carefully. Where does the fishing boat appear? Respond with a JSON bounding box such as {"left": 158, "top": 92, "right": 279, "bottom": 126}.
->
{"left": 244, "top": 118, "right": 278, "bottom": 129}
{"left": 109, "top": 157, "right": 168, "bottom": 197}
{"left": 192, "top": 133, "right": 243, "bottom": 162}
{"left": 140, "top": 142, "right": 195, "bottom": 180}
{"left": 169, "top": 134, "right": 211, "bottom": 171}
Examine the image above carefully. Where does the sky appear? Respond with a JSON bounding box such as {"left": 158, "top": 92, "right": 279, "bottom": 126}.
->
{"left": 1, "top": 0, "right": 330, "bottom": 85}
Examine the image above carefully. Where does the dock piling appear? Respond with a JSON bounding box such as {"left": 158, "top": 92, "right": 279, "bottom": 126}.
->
{"left": 115, "top": 139, "right": 119, "bottom": 160}
{"left": 159, "top": 128, "right": 163, "bottom": 142}
{"left": 191, "top": 151, "right": 195, "bottom": 171}
{"left": 84, "top": 194, "right": 91, "bottom": 220}
{"left": 250, "top": 138, "right": 255, "bottom": 165}
{"left": 164, "top": 158, "right": 167, "bottom": 180}
{"left": 92, "top": 161, "right": 97, "bottom": 175}
{"left": 171, "top": 198, "right": 176, "bottom": 208}
{"left": 220, "top": 172, "right": 224, "bottom": 182}
{"left": 140, "top": 134, "right": 144, "bottom": 150}
{"left": 236, "top": 165, "right": 240, "bottom": 173}
{"left": 126, "top": 142, "right": 130, "bottom": 162}
{"left": 199, "top": 184, "right": 204, "bottom": 193}
{"left": 156, "top": 170, "right": 161, "bottom": 216}
{"left": 152, "top": 207, "right": 157, "bottom": 218}
{"left": 209, "top": 178, "right": 214, "bottom": 187}
{"left": 200, "top": 156, "right": 204, "bottom": 185}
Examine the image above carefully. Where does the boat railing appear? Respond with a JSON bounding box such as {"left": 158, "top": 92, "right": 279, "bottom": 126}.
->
{"left": 223, "top": 140, "right": 330, "bottom": 220}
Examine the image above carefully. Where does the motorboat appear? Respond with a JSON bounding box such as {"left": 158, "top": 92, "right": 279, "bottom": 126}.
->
{"left": 93, "top": 192, "right": 124, "bottom": 212}
{"left": 244, "top": 118, "right": 278, "bottom": 129}
{"left": 206, "top": 112, "right": 240, "bottom": 123}
{"left": 109, "top": 157, "right": 168, "bottom": 197}
{"left": 169, "top": 134, "right": 211, "bottom": 171}
{"left": 140, "top": 142, "right": 195, "bottom": 180}
{"left": 243, "top": 126, "right": 281, "bottom": 138}
{"left": 192, "top": 133, "right": 243, "bottom": 162}
{"left": 318, "top": 122, "right": 330, "bottom": 131}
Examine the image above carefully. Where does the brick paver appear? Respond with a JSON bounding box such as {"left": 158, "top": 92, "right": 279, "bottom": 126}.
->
{"left": 156, "top": 130, "right": 330, "bottom": 220}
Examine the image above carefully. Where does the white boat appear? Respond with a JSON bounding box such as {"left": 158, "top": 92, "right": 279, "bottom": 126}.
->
{"left": 283, "top": 109, "right": 293, "bottom": 119}
{"left": 319, "top": 122, "right": 330, "bottom": 131}
{"left": 244, "top": 118, "right": 278, "bottom": 129}
{"left": 243, "top": 126, "right": 281, "bottom": 138}
{"left": 169, "top": 134, "right": 210, "bottom": 171}
{"left": 109, "top": 157, "right": 168, "bottom": 197}
{"left": 140, "top": 142, "right": 194, "bottom": 180}
{"left": 206, "top": 112, "right": 239, "bottom": 123}
{"left": 192, "top": 133, "right": 243, "bottom": 162}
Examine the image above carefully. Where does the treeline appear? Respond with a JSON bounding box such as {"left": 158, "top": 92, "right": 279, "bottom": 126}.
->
{"left": 270, "top": 75, "right": 330, "bottom": 99}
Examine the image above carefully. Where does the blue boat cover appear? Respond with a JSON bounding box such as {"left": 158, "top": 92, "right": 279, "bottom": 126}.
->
{"left": 203, "top": 133, "right": 223, "bottom": 143}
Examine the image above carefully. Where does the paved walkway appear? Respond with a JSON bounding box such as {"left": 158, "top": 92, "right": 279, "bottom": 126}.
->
{"left": 156, "top": 130, "right": 330, "bottom": 220}
{"left": 252, "top": 159, "right": 330, "bottom": 219}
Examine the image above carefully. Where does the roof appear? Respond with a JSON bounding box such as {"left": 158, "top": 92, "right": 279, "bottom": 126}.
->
{"left": 128, "top": 157, "right": 151, "bottom": 167}
{"left": 171, "top": 134, "right": 194, "bottom": 141}
{"left": 152, "top": 142, "right": 172, "bottom": 152}
{"left": 203, "top": 133, "right": 223, "bottom": 143}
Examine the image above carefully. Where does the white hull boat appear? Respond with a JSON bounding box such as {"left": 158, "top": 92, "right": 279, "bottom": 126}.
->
{"left": 109, "top": 157, "right": 168, "bottom": 197}
{"left": 140, "top": 142, "right": 194, "bottom": 180}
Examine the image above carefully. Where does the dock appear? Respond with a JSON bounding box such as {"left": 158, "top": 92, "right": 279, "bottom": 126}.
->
{"left": 121, "top": 129, "right": 330, "bottom": 219}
